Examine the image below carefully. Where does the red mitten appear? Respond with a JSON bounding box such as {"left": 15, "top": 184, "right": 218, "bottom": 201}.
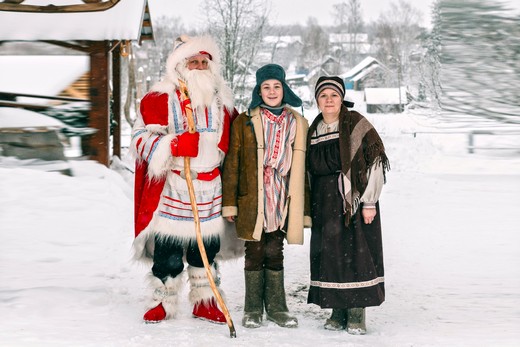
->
{"left": 171, "top": 132, "right": 200, "bottom": 157}
{"left": 140, "top": 93, "right": 169, "bottom": 126}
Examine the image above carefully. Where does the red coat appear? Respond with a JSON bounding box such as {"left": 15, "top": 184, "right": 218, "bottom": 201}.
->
{"left": 132, "top": 91, "right": 238, "bottom": 239}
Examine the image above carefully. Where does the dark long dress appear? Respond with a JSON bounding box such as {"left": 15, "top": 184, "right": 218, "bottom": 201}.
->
{"left": 307, "top": 130, "right": 385, "bottom": 309}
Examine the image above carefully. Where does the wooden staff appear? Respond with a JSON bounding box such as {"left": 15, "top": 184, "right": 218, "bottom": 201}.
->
{"left": 178, "top": 79, "right": 236, "bottom": 338}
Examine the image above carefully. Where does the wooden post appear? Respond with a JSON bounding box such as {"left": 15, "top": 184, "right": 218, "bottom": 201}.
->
{"left": 112, "top": 49, "right": 121, "bottom": 158}
{"left": 86, "top": 41, "right": 110, "bottom": 166}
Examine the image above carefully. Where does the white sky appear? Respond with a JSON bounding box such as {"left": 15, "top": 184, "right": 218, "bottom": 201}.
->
{"left": 150, "top": 0, "right": 520, "bottom": 30}
{"left": 1, "top": 108, "right": 520, "bottom": 346}
{"left": 150, "top": 0, "right": 433, "bottom": 27}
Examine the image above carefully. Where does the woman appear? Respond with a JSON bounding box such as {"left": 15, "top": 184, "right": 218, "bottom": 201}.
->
{"left": 306, "top": 76, "right": 390, "bottom": 334}
{"left": 222, "top": 64, "right": 310, "bottom": 329}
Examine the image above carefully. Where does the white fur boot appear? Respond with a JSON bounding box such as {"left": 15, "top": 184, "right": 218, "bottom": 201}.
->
{"left": 143, "top": 273, "right": 183, "bottom": 322}
{"left": 188, "top": 265, "right": 226, "bottom": 324}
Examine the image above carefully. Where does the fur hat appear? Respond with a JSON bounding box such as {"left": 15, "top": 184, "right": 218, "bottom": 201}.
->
{"left": 151, "top": 34, "right": 234, "bottom": 110}
{"left": 249, "top": 64, "right": 302, "bottom": 109}
{"left": 164, "top": 34, "right": 222, "bottom": 86}
{"left": 314, "top": 76, "right": 354, "bottom": 107}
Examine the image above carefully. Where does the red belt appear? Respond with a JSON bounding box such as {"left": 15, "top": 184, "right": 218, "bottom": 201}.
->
{"left": 172, "top": 167, "right": 220, "bottom": 181}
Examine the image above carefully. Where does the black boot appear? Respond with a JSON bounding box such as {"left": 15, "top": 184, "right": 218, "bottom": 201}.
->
{"left": 346, "top": 307, "right": 366, "bottom": 335}
{"left": 324, "top": 308, "right": 347, "bottom": 330}
{"left": 264, "top": 269, "right": 298, "bottom": 328}
{"left": 242, "top": 270, "right": 264, "bottom": 328}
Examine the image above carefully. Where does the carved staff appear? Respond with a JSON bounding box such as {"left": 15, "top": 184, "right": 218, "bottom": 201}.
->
{"left": 178, "top": 79, "right": 236, "bottom": 338}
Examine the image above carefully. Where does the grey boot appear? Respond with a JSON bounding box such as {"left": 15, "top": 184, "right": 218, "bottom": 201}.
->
{"left": 242, "top": 270, "right": 264, "bottom": 328}
{"left": 346, "top": 308, "right": 366, "bottom": 335}
{"left": 324, "top": 308, "right": 347, "bottom": 330}
{"left": 264, "top": 269, "right": 298, "bottom": 328}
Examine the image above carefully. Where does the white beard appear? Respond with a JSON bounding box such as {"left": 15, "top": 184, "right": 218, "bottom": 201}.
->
{"left": 176, "top": 64, "right": 219, "bottom": 111}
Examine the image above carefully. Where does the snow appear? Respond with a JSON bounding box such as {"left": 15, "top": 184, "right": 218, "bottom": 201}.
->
{"left": 0, "top": 107, "right": 66, "bottom": 129}
{"left": 1, "top": 110, "right": 520, "bottom": 347}
{"left": 0, "top": 56, "right": 89, "bottom": 101}
{"left": 365, "top": 87, "right": 408, "bottom": 105}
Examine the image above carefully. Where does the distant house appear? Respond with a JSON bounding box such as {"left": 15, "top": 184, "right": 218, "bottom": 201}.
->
{"left": 260, "top": 35, "right": 303, "bottom": 66}
{"left": 364, "top": 87, "right": 409, "bottom": 113}
{"left": 340, "top": 56, "right": 387, "bottom": 91}
{"left": 305, "top": 55, "right": 339, "bottom": 82}
{"left": 329, "top": 32, "right": 371, "bottom": 56}
{"left": 286, "top": 73, "right": 307, "bottom": 87}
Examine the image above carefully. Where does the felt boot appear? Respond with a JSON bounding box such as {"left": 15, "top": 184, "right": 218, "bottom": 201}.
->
{"left": 346, "top": 307, "right": 367, "bottom": 335}
{"left": 188, "top": 265, "right": 226, "bottom": 324}
{"left": 324, "top": 308, "right": 347, "bottom": 330}
{"left": 264, "top": 269, "right": 298, "bottom": 328}
{"left": 242, "top": 270, "right": 264, "bottom": 328}
{"left": 143, "top": 274, "right": 182, "bottom": 323}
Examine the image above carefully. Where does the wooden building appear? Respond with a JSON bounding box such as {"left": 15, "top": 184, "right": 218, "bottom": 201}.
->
{"left": 0, "top": 0, "right": 154, "bottom": 166}
{"left": 364, "top": 87, "right": 409, "bottom": 113}
{"left": 340, "top": 56, "right": 387, "bottom": 91}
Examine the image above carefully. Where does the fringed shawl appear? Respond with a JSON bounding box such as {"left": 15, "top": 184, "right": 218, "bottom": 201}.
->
{"left": 307, "top": 106, "right": 390, "bottom": 225}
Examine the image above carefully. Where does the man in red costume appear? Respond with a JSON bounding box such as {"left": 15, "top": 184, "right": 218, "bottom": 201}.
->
{"left": 131, "top": 34, "right": 239, "bottom": 323}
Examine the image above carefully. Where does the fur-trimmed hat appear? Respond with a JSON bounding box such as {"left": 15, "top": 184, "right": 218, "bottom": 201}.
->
{"left": 164, "top": 34, "right": 222, "bottom": 86}
{"left": 150, "top": 34, "right": 234, "bottom": 111}
{"left": 314, "top": 76, "right": 354, "bottom": 107}
{"left": 249, "top": 64, "right": 302, "bottom": 109}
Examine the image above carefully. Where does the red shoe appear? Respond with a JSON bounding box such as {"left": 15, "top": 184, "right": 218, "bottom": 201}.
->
{"left": 143, "top": 303, "right": 166, "bottom": 323}
{"left": 192, "top": 298, "right": 226, "bottom": 324}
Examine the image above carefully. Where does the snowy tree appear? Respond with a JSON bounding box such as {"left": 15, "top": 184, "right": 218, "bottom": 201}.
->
{"left": 438, "top": 0, "right": 520, "bottom": 122}
{"left": 202, "top": 0, "right": 269, "bottom": 110}
{"left": 299, "top": 17, "right": 330, "bottom": 78}
{"left": 419, "top": 0, "right": 442, "bottom": 109}
{"left": 371, "top": 0, "right": 425, "bottom": 90}
{"left": 332, "top": 0, "right": 364, "bottom": 68}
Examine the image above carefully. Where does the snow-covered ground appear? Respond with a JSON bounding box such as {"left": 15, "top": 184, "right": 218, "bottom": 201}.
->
{"left": 1, "top": 110, "right": 519, "bottom": 347}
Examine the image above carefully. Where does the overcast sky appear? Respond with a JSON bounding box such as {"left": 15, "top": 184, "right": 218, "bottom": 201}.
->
{"left": 150, "top": 0, "right": 434, "bottom": 28}
{"left": 150, "top": 0, "right": 520, "bottom": 30}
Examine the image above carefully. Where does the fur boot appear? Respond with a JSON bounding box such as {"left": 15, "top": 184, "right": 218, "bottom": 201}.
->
{"left": 143, "top": 273, "right": 183, "bottom": 323}
{"left": 188, "top": 265, "right": 226, "bottom": 324}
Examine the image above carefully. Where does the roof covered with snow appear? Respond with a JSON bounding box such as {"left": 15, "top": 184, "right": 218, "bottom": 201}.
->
{"left": 365, "top": 87, "right": 408, "bottom": 105}
{"left": 0, "top": 56, "right": 89, "bottom": 102}
{"left": 0, "top": 107, "right": 66, "bottom": 130}
{"left": 340, "top": 56, "right": 386, "bottom": 80}
{"left": 0, "top": 0, "right": 147, "bottom": 41}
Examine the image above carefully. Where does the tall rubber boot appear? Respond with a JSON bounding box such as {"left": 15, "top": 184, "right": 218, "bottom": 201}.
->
{"left": 188, "top": 265, "right": 226, "bottom": 324}
{"left": 242, "top": 270, "right": 264, "bottom": 328}
{"left": 324, "top": 308, "right": 347, "bottom": 330}
{"left": 143, "top": 273, "right": 182, "bottom": 323}
{"left": 346, "top": 307, "right": 367, "bottom": 335}
{"left": 264, "top": 269, "right": 298, "bottom": 328}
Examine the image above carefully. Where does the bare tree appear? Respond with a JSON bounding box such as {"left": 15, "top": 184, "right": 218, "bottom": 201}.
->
{"left": 333, "top": 0, "right": 364, "bottom": 68}
{"left": 203, "top": 0, "right": 269, "bottom": 110}
{"left": 372, "top": 0, "right": 424, "bottom": 89}
{"left": 300, "top": 17, "right": 329, "bottom": 66}
{"left": 419, "top": 0, "right": 442, "bottom": 110}
{"left": 332, "top": 2, "right": 349, "bottom": 30}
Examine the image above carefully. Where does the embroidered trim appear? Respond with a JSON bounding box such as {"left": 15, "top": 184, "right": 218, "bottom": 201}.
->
{"left": 132, "top": 129, "right": 146, "bottom": 140}
{"left": 310, "top": 276, "right": 384, "bottom": 289}
{"left": 158, "top": 211, "right": 222, "bottom": 222}
{"left": 310, "top": 132, "right": 339, "bottom": 145}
